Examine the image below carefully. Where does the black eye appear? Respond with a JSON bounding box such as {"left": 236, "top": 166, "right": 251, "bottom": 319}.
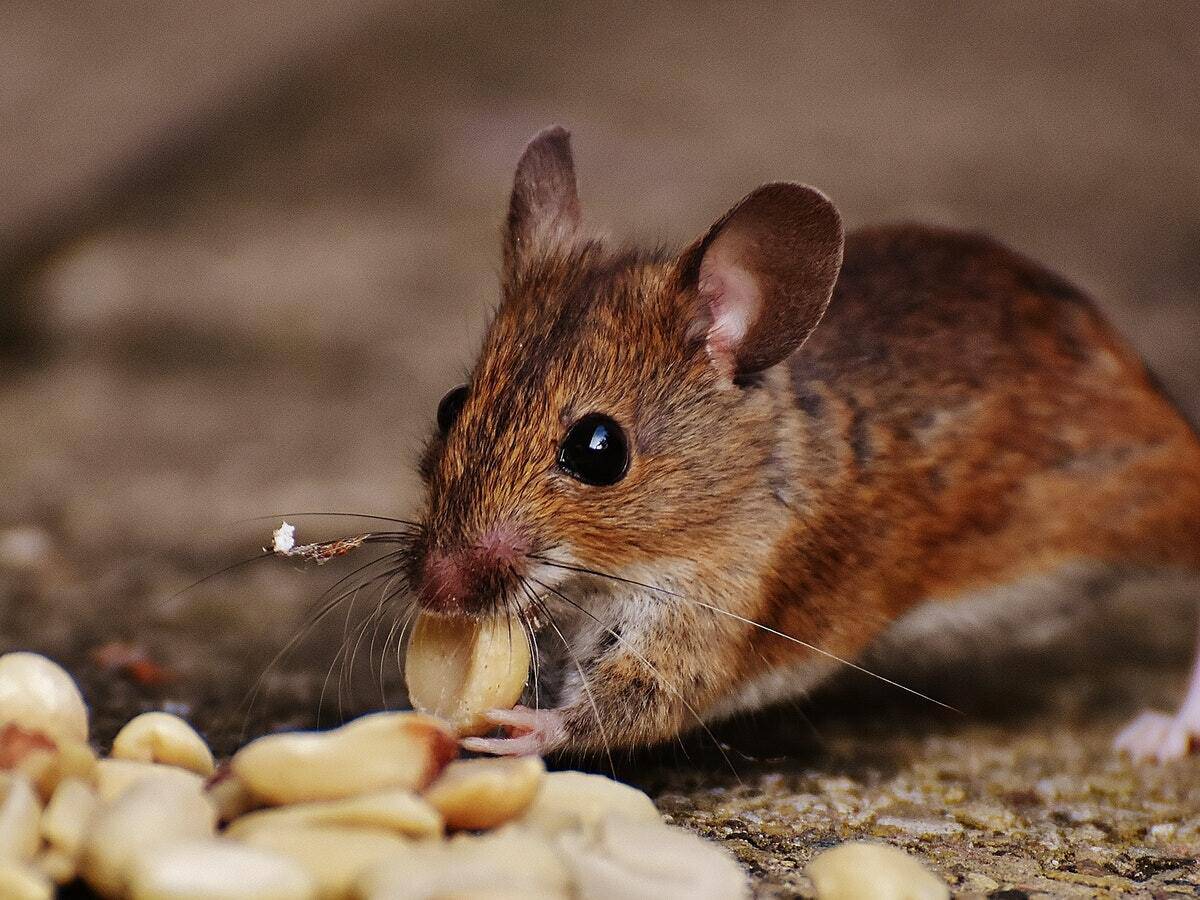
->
{"left": 558, "top": 414, "right": 630, "bottom": 486}
{"left": 437, "top": 385, "right": 468, "bottom": 435}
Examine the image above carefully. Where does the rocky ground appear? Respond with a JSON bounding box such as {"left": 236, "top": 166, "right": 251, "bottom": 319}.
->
{"left": 3, "top": 2, "right": 1199, "bottom": 896}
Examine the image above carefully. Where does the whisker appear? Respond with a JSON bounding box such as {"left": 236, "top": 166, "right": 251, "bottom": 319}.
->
{"left": 153, "top": 551, "right": 273, "bottom": 614}
{"left": 516, "top": 595, "right": 541, "bottom": 716}
{"left": 342, "top": 588, "right": 391, "bottom": 718}
{"left": 319, "top": 584, "right": 369, "bottom": 726}
{"left": 517, "top": 577, "right": 615, "bottom": 776}
{"left": 379, "top": 611, "right": 406, "bottom": 708}
{"left": 328, "top": 601, "right": 361, "bottom": 723}
{"left": 335, "top": 603, "right": 382, "bottom": 723}
{"left": 527, "top": 575, "right": 737, "bottom": 781}
{"left": 529, "top": 556, "right": 958, "bottom": 714}
{"left": 389, "top": 602, "right": 420, "bottom": 697}
{"left": 243, "top": 560, "right": 404, "bottom": 736}
{"left": 366, "top": 570, "right": 411, "bottom": 703}
{"left": 394, "top": 605, "right": 417, "bottom": 679}
{"left": 235, "top": 512, "right": 422, "bottom": 528}
{"left": 305, "top": 549, "right": 407, "bottom": 620}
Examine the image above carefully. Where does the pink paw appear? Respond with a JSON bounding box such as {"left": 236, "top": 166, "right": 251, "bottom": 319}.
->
{"left": 1113, "top": 709, "right": 1199, "bottom": 763}
{"left": 460, "top": 706, "right": 565, "bottom": 756}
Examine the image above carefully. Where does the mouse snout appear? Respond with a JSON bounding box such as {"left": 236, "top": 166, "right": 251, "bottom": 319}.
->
{"left": 416, "top": 526, "right": 529, "bottom": 617}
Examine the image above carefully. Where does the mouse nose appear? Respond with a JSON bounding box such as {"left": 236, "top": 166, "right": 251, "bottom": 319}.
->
{"left": 417, "top": 526, "right": 529, "bottom": 616}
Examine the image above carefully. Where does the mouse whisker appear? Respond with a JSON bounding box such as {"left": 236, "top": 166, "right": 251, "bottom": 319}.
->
{"left": 320, "top": 584, "right": 370, "bottom": 726}
{"left": 154, "top": 551, "right": 275, "bottom": 614}
{"left": 527, "top": 575, "right": 738, "bottom": 780}
{"left": 304, "top": 548, "right": 409, "bottom": 619}
{"left": 378, "top": 610, "right": 407, "bottom": 708}
{"left": 331, "top": 555, "right": 402, "bottom": 647}
{"left": 237, "top": 511, "right": 424, "bottom": 529}
{"left": 328, "top": 579, "right": 391, "bottom": 724}
{"left": 502, "top": 587, "right": 541, "bottom": 718}
{"left": 528, "top": 555, "right": 959, "bottom": 715}
{"left": 339, "top": 598, "right": 386, "bottom": 722}
{"left": 364, "top": 568, "right": 410, "bottom": 699}
{"left": 239, "top": 552, "right": 410, "bottom": 736}
{"left": 342, "top": 565, "right": 413, "bottom": 718}
{"left": 153, "top": 519, "right": 422, "bottom": 617}
{"left": 391, "top": 601, "right": 419, "bottom": 681}
{"left": 518, "top": 577, "right": 616, "bottom": 777}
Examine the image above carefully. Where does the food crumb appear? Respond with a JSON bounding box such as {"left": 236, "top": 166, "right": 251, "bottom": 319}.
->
{"left": 266, "top": 522, "right": 369, "bottom": 564}
{"left": 271, "top": 522, "right": 296, "bottom": 554}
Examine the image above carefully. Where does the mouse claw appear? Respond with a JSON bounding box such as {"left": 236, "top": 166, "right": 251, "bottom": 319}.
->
{"left": 461, "top": 706, "right": 565, "bottom": 756}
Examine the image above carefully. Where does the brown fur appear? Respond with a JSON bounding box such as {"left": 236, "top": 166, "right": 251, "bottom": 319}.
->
{"left": 412, "top": 129, "right": 1200, "bottom": 753}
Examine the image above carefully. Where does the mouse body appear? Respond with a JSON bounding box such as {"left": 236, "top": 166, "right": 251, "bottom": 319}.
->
{"left": 409, "top": 127, "right": 1200, "bottom": 761}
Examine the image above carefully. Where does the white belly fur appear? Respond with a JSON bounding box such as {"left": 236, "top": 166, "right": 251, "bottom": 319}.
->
{"left": 705, "top": 560, "right": 1198, "bottom": 723}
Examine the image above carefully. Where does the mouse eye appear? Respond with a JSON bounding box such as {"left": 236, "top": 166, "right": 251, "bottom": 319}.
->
{"left": 437, "top": 385, "right": 469, "bottom": 435}
{"left": 558, "top": 413, "right": 629, "bottom": 486}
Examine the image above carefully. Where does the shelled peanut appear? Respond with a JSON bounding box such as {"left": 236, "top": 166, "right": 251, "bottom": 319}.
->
{"left": 806, "top": 841, "right": 950, "bottom": 900}
{"left": 404, "top": 612, "right": 532, "bottom": 736}
{"left": 0, "top": 649, "right": 750, "bottom": 899}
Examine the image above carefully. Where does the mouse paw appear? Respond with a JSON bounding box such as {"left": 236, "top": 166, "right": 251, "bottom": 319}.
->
{"left": 1113, "top": 709, "right": 1199, "bottom": 763}
{"left": 460, "top": 706, "right": 565, "bottom": 756}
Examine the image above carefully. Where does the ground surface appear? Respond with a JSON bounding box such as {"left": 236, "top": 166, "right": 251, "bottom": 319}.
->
{"left": 2, "top": 2, "right": 1199, "bottom": 897}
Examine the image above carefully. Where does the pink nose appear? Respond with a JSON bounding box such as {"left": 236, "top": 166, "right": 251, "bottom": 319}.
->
{"left": 418, "top": 527, "right": 528, "bottom": 614}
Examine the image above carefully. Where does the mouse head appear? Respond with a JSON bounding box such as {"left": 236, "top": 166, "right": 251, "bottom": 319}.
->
{"left": 412, "top": 126, "right": 843, "bottom": 617}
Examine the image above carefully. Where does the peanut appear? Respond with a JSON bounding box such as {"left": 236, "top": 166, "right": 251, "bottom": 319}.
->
{"left": 0, "top": 774, "right": 42, "bottom": 862}
{"left": 230, "top": 712, "right": 456, "bottom": 805}
{"left": 0, "top": 860, "right": 52, "bottom": 900}
{"left": 40, "top": 776, "right": 98, "bottom": 858}
{"left": 79, "top": 775, "right": 217, "bottom": 898}
{"left": 205, "top": 769, "right": 258, "bottom": 823}
{"left": 34, "top": 847, "right": 75, "bottom": 885}
{"left": 127, "top": 838, "right": 317, "bottom": 900}
{"left": 557, "top": 814, "right": 750, "bottom": 900}
{"left": 234, "top": 825, "right": 410, "bottom": 899}
{"left": 405, "top": 613, "right": 531, "bottom": 736}
{"left": 517, "top": 771, "right": 659, "bottom": 836}
{"left": 424, "top": 756, "right": 544, "bottom": 831}
{"left": 17, "top": 736, "right": 98, "bottom": 801}
{"left": 226, "top": 789, "right": 443, "bottom": 841}
{"left": 111, "top": 712, "right": 215, "bottom": 777}
{"left": 806, "top": 841, "right": 949, "bottom": 900}
{"left": 357, "top": 824, "right": 570, "bottom": 900}
{"left": 0, "top": 653, "right": 88, "bottom": 744}
{"left": 95, "top": 758, "right": 205, "bottom": 804}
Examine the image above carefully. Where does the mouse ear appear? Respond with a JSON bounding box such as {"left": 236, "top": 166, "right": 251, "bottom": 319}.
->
{"left": 678, "top": 183, "right": 843, "bottom": 377}
{"left": 503, "top": 125, "right": 582, "bottom": 283}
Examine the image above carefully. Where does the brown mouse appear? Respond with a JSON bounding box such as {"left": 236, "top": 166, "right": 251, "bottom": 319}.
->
{"left": 406, "top": 125, "right": 1200, "bottom": 762}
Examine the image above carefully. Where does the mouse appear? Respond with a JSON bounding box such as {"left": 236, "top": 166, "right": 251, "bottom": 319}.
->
{"left": 404, "top": 125, "right": 1200, "bottom": 763}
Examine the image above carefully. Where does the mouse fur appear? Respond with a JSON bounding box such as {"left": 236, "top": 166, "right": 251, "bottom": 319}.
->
{"left": 408, "top": 126, "right": 1200, "bottom": 761}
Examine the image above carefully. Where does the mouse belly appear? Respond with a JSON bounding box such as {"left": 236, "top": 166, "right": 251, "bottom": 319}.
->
{"left": 705, "top": 560, "right": 1199, "bottom": 756}
{"left": 862, "top": 561, "right": 1197, "bottom": 677}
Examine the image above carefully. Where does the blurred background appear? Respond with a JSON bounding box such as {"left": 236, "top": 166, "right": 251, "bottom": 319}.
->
{"left": 2, "top": 1, "right": 1198, "bottom": 748}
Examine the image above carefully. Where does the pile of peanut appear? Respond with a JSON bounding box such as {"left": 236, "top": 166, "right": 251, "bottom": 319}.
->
{"left": 0, "top": 650, "right": 750, "bottom": 899}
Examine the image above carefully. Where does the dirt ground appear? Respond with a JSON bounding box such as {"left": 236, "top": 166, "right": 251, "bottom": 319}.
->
{"left": 2, "top": 2, "right": 1199, "bottom": 896}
